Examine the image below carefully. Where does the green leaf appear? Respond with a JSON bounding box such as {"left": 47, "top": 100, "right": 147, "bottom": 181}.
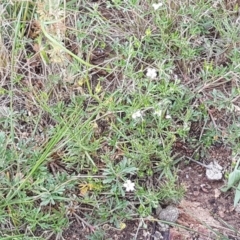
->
{"left": 221, "top": 169, "right": 240, "bottom": 192}
{"left": 0, "top": 131, "right": 5, "bottom": 143}
{"left": 122, "top": 166, "right": 138, "bottom": 174}
{"left": 234, "top": 182, "right": 240, "bottom": 207}
{"left": 102, "top": 177, "right": 114, "bottom": 184}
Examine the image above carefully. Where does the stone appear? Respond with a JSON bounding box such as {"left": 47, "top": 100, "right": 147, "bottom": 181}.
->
{"left": 158, "top": 205, "right": 179, "bottom": 223}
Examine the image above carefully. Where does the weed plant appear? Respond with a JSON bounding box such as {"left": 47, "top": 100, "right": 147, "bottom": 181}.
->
{"left": 0, "top": 0, "right": 240, "bottom": 239}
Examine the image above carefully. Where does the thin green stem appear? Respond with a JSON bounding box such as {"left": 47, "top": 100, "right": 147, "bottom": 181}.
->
{"left": 40, "top": 22, "right": 111, "bottom": 71}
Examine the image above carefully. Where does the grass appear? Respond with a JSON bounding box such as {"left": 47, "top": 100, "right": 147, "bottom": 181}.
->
{"left": 1, "top": 0, "right": 240, "bottom": 239}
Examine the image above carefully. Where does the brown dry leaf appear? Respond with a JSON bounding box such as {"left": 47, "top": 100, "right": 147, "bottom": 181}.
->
{"left": 0, "top": 41, "right": 9, "bottom": 73}
{"left": 26, "top": 20, "right": 41, "bottom": 39}
{"left": 79, "top": 183, "right": 94, "bottom": 196}
{"left": 214, "top": 188, "right": 221, "bottom": 198}
{"left": 33, "top": 43, "right": 40, "bottom": 52}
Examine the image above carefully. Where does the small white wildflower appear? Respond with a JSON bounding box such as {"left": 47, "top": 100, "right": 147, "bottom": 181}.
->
{"left": 146, "top": 68, "right": 157, "bottom": 79}
{"left": 153, "top": 110, "right": 162, "bottom": 117}
{"left": 132, "top": 110, "right": 143, "bottom": 120}
{"left": 123, "top": 179, "right": 135, "bottom": 192}
{"left": 152, "top": 2, "right": 163, "bottom": 10}
{"left": 165, "top": 114, "right": 171, "bottom": 119}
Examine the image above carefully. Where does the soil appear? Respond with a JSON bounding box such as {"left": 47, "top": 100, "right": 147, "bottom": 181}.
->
{"left": 176, "top": 145, "right": 240, "bottom": 240}
{"left": 62, "top": 220, "right": 153, "bottom": 240}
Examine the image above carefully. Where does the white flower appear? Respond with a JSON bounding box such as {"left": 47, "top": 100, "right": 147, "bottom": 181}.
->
{"left": 132, "top": 110, "right": 143, "bottom": 120}
{"left": 123, "top": 179, "right": 135, "bottom": 192}
{"left": 146, "top": 68, "right": 157, "bottom": 79}
{"left": 152, "top": 2, "right": 163, "bottom": 10}
{"left": 165, "top": 114, "right": 171, "bottom": 119}
{"left": 153, "top": 110, "right": 162, "bottom": 117}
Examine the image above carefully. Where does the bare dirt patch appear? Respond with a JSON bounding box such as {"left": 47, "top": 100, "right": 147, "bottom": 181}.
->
{"left": 177, "top": 145, "right": 240, "bottom": 239}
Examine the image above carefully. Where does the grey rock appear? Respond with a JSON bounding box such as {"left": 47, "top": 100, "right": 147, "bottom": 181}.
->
{"left": 158, "top": 205, "right": 179, "bottom": 223}
{"left": 152, "top": 231, "right": 163, "bottom": 240}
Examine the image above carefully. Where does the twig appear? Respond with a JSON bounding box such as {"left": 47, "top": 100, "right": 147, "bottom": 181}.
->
{"left": 73, "top": 212, "right": 95, "bottom": 232}
{"left": 185, "top": 156, "right": 210, "bottom": 169}
{"left": 134, "top": 218, "right": 143, "bottom": 240}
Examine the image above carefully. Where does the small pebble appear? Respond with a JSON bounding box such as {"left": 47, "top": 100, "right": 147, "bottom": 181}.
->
{"left": 158, "top": 206, "right": 179, "bottom": 223}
